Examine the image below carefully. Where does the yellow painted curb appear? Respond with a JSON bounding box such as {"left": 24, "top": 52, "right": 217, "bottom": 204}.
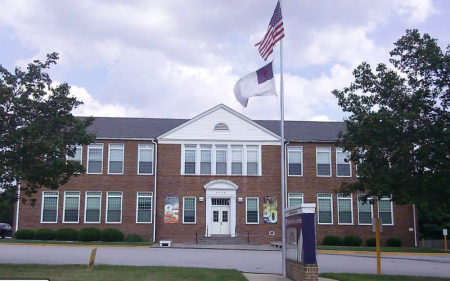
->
{"left": 0, "top": 242, "right": 150, "bottom": 248}
{"left": 317, "top": 249, "right": 449, "bottom": 256}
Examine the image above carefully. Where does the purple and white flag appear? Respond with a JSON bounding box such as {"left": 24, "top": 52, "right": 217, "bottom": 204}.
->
{"left": 234, "top": 61, "right": 277, "bottom": 107}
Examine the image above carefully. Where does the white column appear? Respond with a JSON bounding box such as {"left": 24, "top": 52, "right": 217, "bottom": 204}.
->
{"left": 230, "top": 196, "right": 237, "bottom": 237}
{"left": 205, "top": 196, "right": 212, "bottom": 237}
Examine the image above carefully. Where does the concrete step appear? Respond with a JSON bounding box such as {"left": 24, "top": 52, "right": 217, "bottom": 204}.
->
{"left": 197, "top": 236, "right": 248, "bottom": 245}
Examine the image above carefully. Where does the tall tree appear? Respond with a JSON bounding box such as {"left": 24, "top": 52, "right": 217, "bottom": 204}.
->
{"left": 0, "top": 53, "right": 95, "bottom": 205}
{"left": 333, "top": 29, "right": 450, "bottom": 208}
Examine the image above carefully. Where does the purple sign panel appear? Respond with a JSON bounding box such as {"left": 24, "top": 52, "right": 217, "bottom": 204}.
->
{"left": 285, "top": 213, "right": 317, "bottom": 264}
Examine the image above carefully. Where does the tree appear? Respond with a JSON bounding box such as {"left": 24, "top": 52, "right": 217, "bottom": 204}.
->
{"left": 332, "top": 29, "right": 450, "bottom": 209}
{"left": 0, "top": 53, "right": 95, "bottom": 205}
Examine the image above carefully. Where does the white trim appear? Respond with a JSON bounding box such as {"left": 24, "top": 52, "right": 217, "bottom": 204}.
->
{"left": 106, "top": 191, "right": 123, "bottom": 224}
{"left": 316, "top": 146, "right": 332, "bottom": 177}
{"left": 182, "top": 196, "right": 197, "bottom": 224}
{"left": 336, "top": 147, "right": 352, "bottom": 177}
{"left": 136, "top": 191, "right": 153, "bottom": 224}
{"left": 245, "top": 197, "right": 259, "bottom": 224}
{"left": 84, "top": 191, "right": 102, "bottom": 224}
{"left": 87, "top": 143, "right": 104, "bottom": 174}
{"left": 108, "top": 143, "right": 124, "bottom": 175}
{"left": 357, "top": 194, "right": 373, "bottom": 225}
{"left": 159, "top": 140, "right": 281, "bottom": 145}
{"left": 62, "top": 191, "right": 80, "bottom": 223}
{"left": 137, "top": 144, "right": 154, "bottom": 175}
{"left": 287, "top": 146, "right": 303, "bottom": 177}
{"left": 377, "top": 197, "right": 394, "bottom": 226}
{"left": 337, "top": 194, "right": 353, "bottom": 225}
{"left": 288, "top": 193, "right": 303, "bottom": 208}
{"left": 96, "top": 137, "right": 155, "bottom": 140}
{"left": 157, "top": 104, "right": 281, "bottom": 140}
{"left": 317, "top": 193, "right": 333, "bottom": 225}
{"left": 40, "top": 191, "right": 59, "bottom": 223}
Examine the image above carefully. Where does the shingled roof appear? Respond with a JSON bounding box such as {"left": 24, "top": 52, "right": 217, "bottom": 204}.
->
{"left": 85, "top": 117, "right": 346, "bottom": 142}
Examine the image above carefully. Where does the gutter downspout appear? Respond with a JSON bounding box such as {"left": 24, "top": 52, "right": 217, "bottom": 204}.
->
{"left": 413, "top": 204, "right": 418, "bottom": 247}
{"left": 284, "top": 142, "right": 289, "bottom": 208}
{"left": 151, "top": 139, "right": 158, "bottom": 243}
{"left": 15, "top": 184, "right": 20, "bottom": 231}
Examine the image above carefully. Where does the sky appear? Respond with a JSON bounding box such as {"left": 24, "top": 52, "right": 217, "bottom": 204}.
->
{"left": 1, "top": 0, "right": 449, "bottom": 122}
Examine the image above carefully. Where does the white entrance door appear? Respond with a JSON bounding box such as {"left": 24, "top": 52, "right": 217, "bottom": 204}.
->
{"left": 210, "top": 198, "right": 230, "bottom": 235}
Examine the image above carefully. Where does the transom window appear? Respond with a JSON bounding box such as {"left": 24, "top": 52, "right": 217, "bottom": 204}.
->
{"left": 212, "top": 198, "right": 230, "bottom": 206}
{"left": 183, "top": 197, "right": 196, "bottom": 223}
{"left": 41, "top": 191, "right": 59, "bottom": 223}
{"left": 63, "top": 191, "right": 80, "bottom": 223}
{"left": 136, "top": 192, "right": 152, "bottom": 223}
{"left": 106, "top": 192, "right": 122, "bottom": 223}
{"left": 288, "top": 147, "right": 303, "bottom": 176}
{"left": 108, "top": 143, "right": 124, "bottom": 174}
{"left": 87, "top": 144, "right": 103, "bottom": 174}
{"left": 288, "top": 193, "right": 303, "bottom": 207}
{"left": 317, "top": 193, "right": 333, "bottom": 224}
{"left": 337, "top": 194, "right": 353, "bottom": 224}
{"left": 246, "top": 197, "right": 259, "bottom": 224}
{"left": 138, "top": 144, "right": 153, "bottom": 174}
{"left": 316, "top": 147, "right": 332, "bottom": 176}
{"left": 357, "top": 195, "right": 373, "bottom": 225}
{"left": 85, "top": 191, "right": 101, "bottom": 223}
{"left": 336, "top": 147, "right": 351, "bottom": 177}
{"left": 66, "top": 145, "right": 82, "bottom": 164}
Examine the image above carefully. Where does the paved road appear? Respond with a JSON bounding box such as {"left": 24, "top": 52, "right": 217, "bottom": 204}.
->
{"left": 1, "top": 245, "right": 449, "bottom": 277}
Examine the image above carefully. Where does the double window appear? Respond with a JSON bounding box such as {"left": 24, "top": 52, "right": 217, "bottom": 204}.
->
{"left": 288, "top": 147, "right": 303, "bottom": 176}
{"left": 246, "top": 197, "right": 259, "bottom": 224}
{"left": 87, "top": 144, "right": 103, "bottom": 174}
{"left": 316, "top": 147, "right": 332, "bottom": 176}
{"left": 336, "top": 147, "right": 351, "bottom": 177}
{"left": 138, "top": 144, "right": 153, "bottom": 174}
{"left": 106, "top": 192, "right": 122, "bottom": 223}
{"left": 66, "top": 145, "right": 82, "bottom": 164}
{"left": 288, "top": 193, "right": 303, "bottom": 207}
{"left": 108, "top": 143, "right": 124, "bottom": 174}
{"left": 136, "top": 192, "right": 152, "bottom": 223}
{"left": 63, "top": 191, "right": 80, "bottom": 223}
{"left": 378, "top": 198, "right": 393, "bottom": 225}
{"left": 357, "top": 195, "right": 373, "bottom": 225}
{"left": 183, "top": 197, "right": 196, "bottom": 223}
{"left": 41, "top": 191, "right": 59, "bottom": 223}
{"left": 337, "top": 194, "right": 353, "bottom": 224}
{"left": 85, "top": 192, "right": 102, "bottom": 223}
{"left": 317, "top": 193, "right": 333, "bottom": 224}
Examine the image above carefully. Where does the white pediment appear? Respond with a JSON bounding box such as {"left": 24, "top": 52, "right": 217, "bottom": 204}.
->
{"left": 158, "top": 104, "right": 280, "bottom": 142}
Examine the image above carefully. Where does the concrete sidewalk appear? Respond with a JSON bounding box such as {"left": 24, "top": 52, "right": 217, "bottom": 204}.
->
{"left": 243, "top": 273, "right": 336, "bottom": 281}
{"left": 151, "top": 242, "right": 280, "bottom": 251}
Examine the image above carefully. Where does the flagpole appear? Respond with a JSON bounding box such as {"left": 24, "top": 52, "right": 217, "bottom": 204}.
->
{"left": 279, "top": 0, "right": 286, "bottom": 277}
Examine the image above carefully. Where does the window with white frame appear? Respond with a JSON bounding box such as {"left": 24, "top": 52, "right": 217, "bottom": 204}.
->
{"left": 136, "top": 192, "right": 152, "bottom": 223}
{"left": 378, "top": 198, "right": 393, "bottom": 225}
{"left": 336, "top": 147, "right": 351, "bottom": 177}
{"left": 337, "top": 194, "right": 353, "bottom": 224}
{"left": 247, "top": 146, "right": 259, "bottom": 175}
{"left": 138, "top": 144, "right": 153, "bottom": 174}
{"left": 200, "top": 145, "right": 212, "bottom": 174}
{"left": 288, "top": 193, "right": 303, "bottom": 207}
{"left": 316, "top": 147, "right": 331, "bottom": 176}
{"left": 87, "top": 144, "right": 103, "bottom": 174}
{"left": 288, "top": 147, "right": 302, "bottom": 176}
{"left": 357, "top": 195, "right": 373, "bottom": 225}
{"left": 41, "top": 191, "right": 58, "bottom": 223}
{"left": 108, "top": 143, "right": 124, "bottom": 174}
{"left": 215, "top": 145, "right": 227, "bottom": 175}
{"left": 317, "top": 193, "right": 332, "bottom": 224}
{"left": 246, "top": 197, "right": 259, "bottom": 223}
{"left": 106, "top": 192, "right": 122, "bottom": 223}
{"left": 184, "top": 145, "right": 196, "bottom": 174}
{"left": 85, "top": 192, "right": 101, "bottom": 223}
{"left": 66, "top": 145, "right": 82, "bottom": 164}
{"left": 63, "top": 191, "right": 80, "bottom": 223}
{"left": 231, "top": 145, "right": 243, "bottom": 175}
{"left": 183, "top": 197, "right": 196, "bottom": 223}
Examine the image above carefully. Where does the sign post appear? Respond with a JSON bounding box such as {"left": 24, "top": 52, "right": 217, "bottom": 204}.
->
{"left": 444, "top": 229, "right": 448, "bottom": 252}
{"left": 87, "top": 247, "right": 98, "bottom": 270}
{"left": 373, "top": 218, "right": 382, "bottom": 275}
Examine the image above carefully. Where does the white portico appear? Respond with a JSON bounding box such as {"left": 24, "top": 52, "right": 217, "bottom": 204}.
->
{"left": 204, "top": 180, "right": 238, "bottom": 237}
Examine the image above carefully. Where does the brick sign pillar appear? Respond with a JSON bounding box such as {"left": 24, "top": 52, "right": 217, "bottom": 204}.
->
{"left": 285, "top": 203, "right": 318, "bottom": 281}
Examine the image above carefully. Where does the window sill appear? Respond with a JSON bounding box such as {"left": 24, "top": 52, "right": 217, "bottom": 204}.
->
{"left": 318, "top": 223, "right": 333, "bottom": 225}
{"left": 136, "top": 222, "right": 153, "bottom": 224}
{"left": 288, "top": 175, "right": 303, "bottom": 177}
{"left": 181, "top": 174, "right": 262, "bottom": 177}
{"left": 338, "top": 223, "right": 354, "bottom": 225}
{"left": 62, "top": 222, "right": 80, "bottom": 224}
{"left": 40, "top": 221, "right": 57, "bottom": 224}
{"left": 182, "top": 222, "right": 197, "bottom": 224}
{"left": 84, "top": 222, "right": 101, "bottom": 224}
{"left": 316, "top": 175, "right": 332, "bottom": 177}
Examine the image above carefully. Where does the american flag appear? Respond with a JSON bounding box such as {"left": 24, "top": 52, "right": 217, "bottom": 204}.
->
{"left": 255, "top": 1, "right": 285, "bottom": 61}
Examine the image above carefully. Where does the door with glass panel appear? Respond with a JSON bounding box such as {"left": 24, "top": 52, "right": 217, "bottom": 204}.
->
{"left": 210, "top": 198, "right": 230, "bottom": 235}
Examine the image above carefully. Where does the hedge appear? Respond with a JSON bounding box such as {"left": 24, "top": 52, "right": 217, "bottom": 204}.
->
{"left": 100, "top": 228, "right": 124, "bottom": 242}
{"left": 323, "top": 235, "right": 343, "bottom": 246}
{"left": 366, "top": 237, "right": 376, "bottom": 247}
{"left": 55, "top": 228, "right": 78, "bottom": 241}
{"left": 14, "top": 229, "right": 34, "bottom": 240}
{"left": 125, "top": 234, "right": 143, "bottom": 242}
{"left": 343, "top": 235, "right": 363, "bottom": 246}
{"left": 386, "top": 237, "right": 402, "bottom": 247}
{"left": 78, "top": 227, "right": 101, "bottom": 241}
{"left": 34, "top": 228, "right": 56, "bottom": 240}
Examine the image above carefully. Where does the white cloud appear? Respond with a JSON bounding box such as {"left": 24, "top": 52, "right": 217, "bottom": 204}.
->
{"left": 309, "top": 115, "right": 332, "bottom": 122}
{"left": 396, "top": 0, "right": 438, "bottom": 24}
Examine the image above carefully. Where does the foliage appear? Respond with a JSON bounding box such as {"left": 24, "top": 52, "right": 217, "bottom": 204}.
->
{"left": 0, "top": 188, "right": 15, "bottom": 225}
{"left": 124, "top": 233, "right": 143, "bottom": 242}
{"left": 418, "top": 203, "right": 450, "bottom": 239}
{"left": 332, "top": 29, "right": 450, "bottom": 208}
{"left": 386, "top": 237, "right": 403, "bottom": 247}
{"left": 343, "top": 235, "right": 363, "bottom": 246}
{"left": 322, "top": 235, "right": 343, "bottom": 246}
{"left": 0, "top": 53, "right": 95, "bottom": 204}
{"left": 77, "top": 227, "right": 101, "bottom": 241}
{"left": 34, "top": 228, "right": 55, "bottom": 240}
{"left": 14, "top": 229, "right": 34, "bottom": 239}
{"left": 366, "top": 237, "right": 376, "bottom": 247}
{"left": 55, "top": 228, "right": 78, "bottom": 241}
{"left": 100, "top": 228, "right": 124, "bottom": 242}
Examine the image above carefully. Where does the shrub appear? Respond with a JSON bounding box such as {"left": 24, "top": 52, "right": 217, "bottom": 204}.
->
{"left": 343, "top": 235, "right": 363, "bottom": 246}
{"left": 101, "top": 228, "right": 124, "bottom": 242}
{"left": 386, "top": 237, "right": 402, "bottom": 247}
{"left": 78, "top": 227, "right": 101, "bottom": 242}
{"left": 34, "top": 228, "right": 55, "bottom": 240}
{"left": 322, "top": 235, "right": 343, "bottom": 246}
{"left": 366, "top": 237, "right": 376, "bottom": 247}
{"left": 14, "top": 229, "right": 34, "bottom": 240}
{"left": 55, "top": 228, "right": 78, "bottom": 241}
{"left": 125, "top": 234, "right": 143, "bottom": 242}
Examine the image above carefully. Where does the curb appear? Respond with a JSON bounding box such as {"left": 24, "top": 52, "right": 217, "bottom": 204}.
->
{"left": 317, "top": 249, "right": 449, "bottom": 256}
{"left": 0, "top": 242, "right": 150, "bottom": 248}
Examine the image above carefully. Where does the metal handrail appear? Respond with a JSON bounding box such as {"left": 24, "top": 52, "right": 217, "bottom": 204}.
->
{"left": 195, "top": 225, "right": 208, "bottom": 243}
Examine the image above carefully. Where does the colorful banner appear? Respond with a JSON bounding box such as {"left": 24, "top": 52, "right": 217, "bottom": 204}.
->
{"left": 164, "top": 195, "right": 179, "bottom": 223}
{"left": 263, "top": 196, "right": 278, "bottom": 224}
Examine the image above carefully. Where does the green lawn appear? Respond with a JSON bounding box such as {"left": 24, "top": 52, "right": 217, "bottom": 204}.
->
{"left": 1, "top": 264, "right": 247, "bottom": 281}
{"left": 317, "top": 245, "right": 447, "bottom": 254}
{"left": 0, "top": 238, "right": 152, "bottom": 246}
{"left": 320, "top": 273, "right": 450, "bottom": 281}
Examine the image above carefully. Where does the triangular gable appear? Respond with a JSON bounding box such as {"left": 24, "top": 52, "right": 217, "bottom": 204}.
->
{"left": 158, "top": 104, "right": 280, "bottom": 142}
